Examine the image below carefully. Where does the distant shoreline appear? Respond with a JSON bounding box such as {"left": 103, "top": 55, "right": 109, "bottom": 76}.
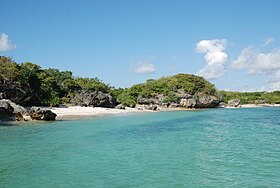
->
{"left": 226, "top": 104, "right": 280, "bottom": 108}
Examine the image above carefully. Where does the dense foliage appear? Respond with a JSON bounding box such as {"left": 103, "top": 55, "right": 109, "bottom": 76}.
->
{"left": 0, "top": 56, "right": 110, "bottom": 106}
{"left": 114, "top": 74, "right": 218, "bottom": 106}
{"left": 220, "top": 90, "right": 280, "bottom": 104}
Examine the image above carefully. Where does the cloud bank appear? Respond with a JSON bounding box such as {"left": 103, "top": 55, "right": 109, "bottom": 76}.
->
{"left": 196, "top": 39, "right": 228, "bottom": 79}
{"left": 0, "top": 33, "right": 16, "bottom": 52}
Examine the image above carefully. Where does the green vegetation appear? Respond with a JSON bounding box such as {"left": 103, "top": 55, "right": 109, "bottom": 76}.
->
{"left": 0, "top": 56, "right": 110, "bottom": 106}
{"left": 2, "top": 56, "right": 280, "bottom": 107}
{"left": 114, "top": 74, "right": 218, "bottom": 106}
{"left": 220, "top": 90, "right": 280, "bottom": 104}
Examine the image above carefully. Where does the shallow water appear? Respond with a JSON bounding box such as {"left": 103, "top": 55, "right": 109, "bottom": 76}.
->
{"left": 0, "top": 108, "right": 280, "bottom": 187}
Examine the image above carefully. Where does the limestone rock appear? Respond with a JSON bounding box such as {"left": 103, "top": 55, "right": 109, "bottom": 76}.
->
{"left": 137, "top": 97, "right": 159, "bottom": 105}
{"left": 228, "top": 99, "right": 240, "bottom": 107}
{"left": 194, "top": 93, "right": 220, "bottom": 108}
{"left": 70, "top": 91, "right": 116, "bottom": 108}
{"left": 180, "top": 97, "right": 196, "bottom": 108}
{"left": 29, "top": 107, "right": 57, "bottom": 121}
{"left": 0, "top": 99, "right": 27, "bottom": 121}
{"left": 116, "top": 104, "right": 126, "bottom": 109}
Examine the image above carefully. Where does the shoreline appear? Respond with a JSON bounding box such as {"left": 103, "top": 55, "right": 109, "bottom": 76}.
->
{"left": 4, "top": 103, "right": 280, "bottom": 123}
{"left": 45, "top": 103, "right": 280, "bottom": 121}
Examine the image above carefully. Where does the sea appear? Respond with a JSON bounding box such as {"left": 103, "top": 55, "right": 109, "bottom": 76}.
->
{"left": 0, "top": 107, "right": 279, "bottom": 187}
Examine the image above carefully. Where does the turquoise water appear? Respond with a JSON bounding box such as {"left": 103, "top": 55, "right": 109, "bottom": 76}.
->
{"left": 0, "top": 108, "right": 280, "bottom": 187}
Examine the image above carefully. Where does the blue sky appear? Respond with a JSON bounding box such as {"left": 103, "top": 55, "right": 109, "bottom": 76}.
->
{"left": 1, "top": 0, "right": 280, "bottom": 91}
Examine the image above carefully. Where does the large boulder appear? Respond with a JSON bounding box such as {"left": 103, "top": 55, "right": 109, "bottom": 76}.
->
{"left": 0, "top": 99, "right": 27, "bottom": 121}
{"left": 194, "top": 93, "right": 220, "bottom": 108}
{"left": 70, "top": 91, "right": 116, "bottom": 108}
{"left": 29, "top": 107, "right": 57, "bottom": 121}
{"left": 228, "top": 99, "right": 240, "bottom": 107}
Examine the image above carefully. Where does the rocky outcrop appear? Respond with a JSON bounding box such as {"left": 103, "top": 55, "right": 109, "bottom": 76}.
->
{"left": 218, "top": 102, "right": 227, "bottom": 108}
{"left": 194, "top": 93, "right": 221, "bottom": 108}
{"left": 70, "top": 91, "right": 116, "bottom": 108}
{"left": 137, "top": 97, "right": 159, "bottom": 105}
{"left": 115, "top": 104, "right": 126, "bottom": 109}
{"left": 228, "top": 99, "right": 240, "bottom": 107}
{"left": 180, "top": 97, "right": 196, "bottom": 108}
{"left": 135, "top": 92, "right": 221, "bottom": 109}
{"left": 135, "top": 104, "right": 158, "bottom": 111}
{"left": 29, "top": 107, "right": 57, "bottom": 121}
{"left": 0, "top": 99, "right": 27, "bottom": 121}
{"left": 0, "top": 82, "right": 40, "bottom": 106}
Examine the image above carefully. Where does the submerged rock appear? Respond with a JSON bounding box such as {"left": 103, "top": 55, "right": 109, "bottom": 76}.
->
{"left": 29, "top": 107, "right": 57, "bottom": 121}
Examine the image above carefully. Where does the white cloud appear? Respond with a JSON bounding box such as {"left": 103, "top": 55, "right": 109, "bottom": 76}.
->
{"left": 133, "top": 62, "right": 156, "bottom": 74}
{"left": 232, "top": 41, "right": 280, "bottom": 91}
{"left": 196, "top": 39, "right": 228, "bottom": 79}
{"left": 0, "top": 33, "right": 16, "bottom": 52}
{"left": 232, "top": 47, "right": 280, "bottom": 74}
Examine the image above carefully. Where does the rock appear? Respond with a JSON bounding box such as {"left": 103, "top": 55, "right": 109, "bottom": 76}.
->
{"left": 0, "top": 82, "right": 41, "bottom": 106}
{"left": 137, "top": 97, "right": 159, "bottom": 105}
{"left": 0, "top": 99, "right": 26, "bottom": 121}
{"left": 0, "top": 100, "right": 14, "bottom": 117}
{"left": 70, "top": 91, "right": 116, "bottom": 108}
{"left": 116, "top": 104, "right": 126, "bottom": 109}
{"left": 9, "top": 101, "right": 27, "bottom": 115}
{"left": 228, "top": 99, "right": 240, "bottom": 107}
{"left": 194, "top": 93, "right": 220, "bottom": 108}
{"left": 177, "top": 89, "right": 192, "bottom": 98}
{"left": 29, "top": 107, "right": 57, "bottom": 121}
{"left": 218, "top": 102, "right": 227, "bottom": 108}
{"left": 161, "top": 103, "right": 170, "bottom": 108}
{"left": 135, "top": 104, "right": 158, "bottom": 111}
{"left": 180, "top": 97, "right": 196, "bottom": 108}
{"left": 256, "top": 100, "right": 266, "bottom": 104}
{"left": 169, "top": 103, "right": 181, "bottom": 108}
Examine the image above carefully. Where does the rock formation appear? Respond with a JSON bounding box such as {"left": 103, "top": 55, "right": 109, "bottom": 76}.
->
{"left": 228, "top": 99, "right": 240, "bottom": 107}
{"left": 29, "top": 107, "right": 57, "bottom": 121}
{"left": 70, "top": 91, "right": 116, "bottom": 108}
{"left": 0, "top": 99, "right": 27, "bottom": 121}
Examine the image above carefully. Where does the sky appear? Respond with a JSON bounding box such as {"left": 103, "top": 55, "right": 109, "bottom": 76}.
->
{"left": 1, "top": 0, "right": 280, "bottom": 91}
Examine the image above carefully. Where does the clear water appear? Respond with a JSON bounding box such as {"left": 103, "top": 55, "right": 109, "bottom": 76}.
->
{"left": 0, "top": 108, "right": 280, "bottom": 187}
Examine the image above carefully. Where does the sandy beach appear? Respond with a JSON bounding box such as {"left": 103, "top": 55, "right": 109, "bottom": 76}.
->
{"left": 21, "top": 104, "right": 280, "bottom": 121}
{"left": 48, "top": 106, "right": 149, "bottom": 120}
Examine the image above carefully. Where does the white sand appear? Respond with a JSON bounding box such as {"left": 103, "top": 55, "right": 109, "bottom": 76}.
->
{"left": 226, "top": 103, "right": 280, "bottom": 108}
{"left": 48, "top": 106, "right": 147, "bottom": 120}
